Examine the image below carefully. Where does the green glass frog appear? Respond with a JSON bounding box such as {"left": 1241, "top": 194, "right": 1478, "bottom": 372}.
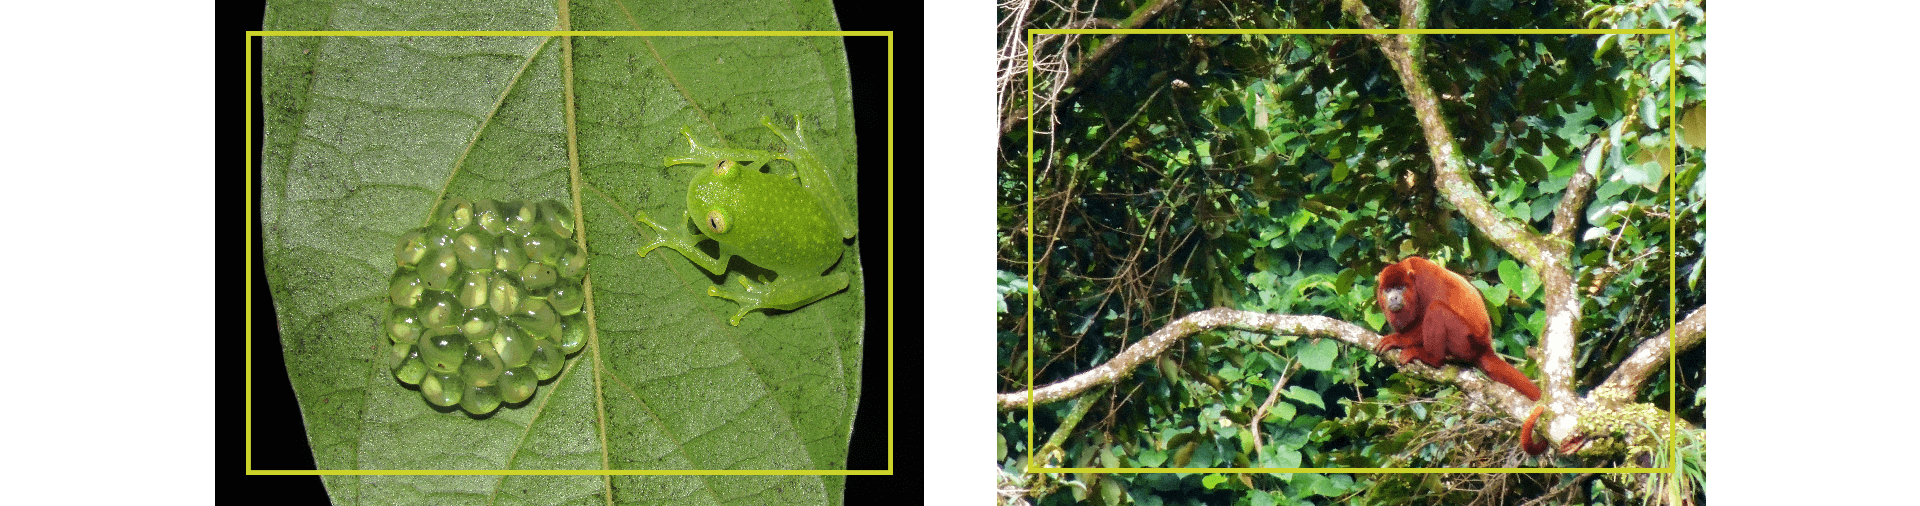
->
{"left": 635, "top": 115, "right": 858, "bottom": 326}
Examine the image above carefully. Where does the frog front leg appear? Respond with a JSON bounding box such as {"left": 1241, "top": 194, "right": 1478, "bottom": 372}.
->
{"left": 632, "top": 211, "right": 733, "bottom": 275}
{"left": 710, "top": 270, "right": 852, "bottom": 326}
{"left": 637, "top": 125, "right": 770, "bottom": 272}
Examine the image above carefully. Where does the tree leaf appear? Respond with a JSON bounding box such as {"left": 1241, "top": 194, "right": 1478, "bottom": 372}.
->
{"left": 258, "top": 8, "right": 863, "bottom": 505}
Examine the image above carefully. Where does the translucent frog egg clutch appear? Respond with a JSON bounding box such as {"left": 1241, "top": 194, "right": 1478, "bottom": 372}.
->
{"left": 383, "top": 198, "right": 588, "bottom": 415}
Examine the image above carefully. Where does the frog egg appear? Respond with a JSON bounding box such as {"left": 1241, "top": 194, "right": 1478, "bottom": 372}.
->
{"left": 458, "top": 307, "right": 498, "bottom": 339}
{"left": 419, "top": 248, "right": 460, "bottom": 292}
{"left": 457, "top": 271, "right": 489, "bottom": 309}
{"left": 555, "top": 243, "right": 587, "bottom": 280}
{"left": 390, "top": 342, "right": 426, "bottom": 385}
{"left": 490, "top": 323, "right": 534, "bottom": 368}
{"left": 438, "top": 197, "right": 474, "bottom": 231}
{"left": 539, "top": 200, "right": 575, "bottom": 239}
{"left": 547, "top": 278, "right": 583, "bottom": 316}
{"left": 459, "top": 383, "right": 502, "bottom": 415}
{"left": 527, "top": 338, "right": 564, "bottom": 380}
{"left": 418, "top": 291, "right": 460, "bottom": 329}
{"left": 460, "top": 342, "right": 505, "bottom": 387}
{"left": 503, "top": 201, "right": 538, "bottom": 237}
{"left": 522, "top": 234, "right": 563, "bottom": 266}
{"left": 421, "top": 370, "right": 464, "bottom": 407}
{"left": 473, "top": 199, "right": 507, "bottom": 236}
{"left": 488, "top": 271, "right": 525, "bottom": 316}
{"left": 497, "top": 366, "right": 537, "bottom": 403}
{"left": 557, "top": 318, "right": 586, "bottom": 354}
{"left": 518, "top": 262, "right": 558, "bottom": 292}
{"left": 494, "top": 234, "right": 529, "bottom": 273}
{"left": 452, "top": 232, "right": 494, "bottom": 269}
{"left": 393, "top": 229, "right": 429, "bottom": 268}
{"left": 419, "top": 328, "right": 468, "bottom": 374}
{"left": 385, "top": 306, "right": 422, "bottom": 345}
{"left": 512, "top": 298, "right": 559, "bottom": 337}
{"left": 388, "top": 270, "right": 424, "bottom": 308}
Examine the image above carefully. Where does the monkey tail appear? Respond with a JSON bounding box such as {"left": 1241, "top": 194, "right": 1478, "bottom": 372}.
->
{"left": 1520, "top": 405, "right": 1548, "bottom": 455}
{"left": 1476, "top": 353, "right": 1540, "bottom": 401}
{"left": 1476, "top": 353, "right": 1548, "bottom": 454}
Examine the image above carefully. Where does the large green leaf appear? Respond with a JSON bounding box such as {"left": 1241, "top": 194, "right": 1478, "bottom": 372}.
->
{"left": 257, "top": 6, "right": 863, "bottom": 505}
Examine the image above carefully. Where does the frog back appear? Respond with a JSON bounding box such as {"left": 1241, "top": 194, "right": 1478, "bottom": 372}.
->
{"left": 687, "top": 168, "right": 844, "bottom": 274}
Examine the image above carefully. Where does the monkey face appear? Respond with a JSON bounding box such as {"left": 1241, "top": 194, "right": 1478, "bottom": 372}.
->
{"left": 1383, "top": 285, "right": 1407, "bottom": 312}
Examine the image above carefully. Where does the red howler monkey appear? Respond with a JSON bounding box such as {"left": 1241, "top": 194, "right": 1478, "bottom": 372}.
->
{"left": 1375, "top": 256, "right": 1548, "bottom": 455}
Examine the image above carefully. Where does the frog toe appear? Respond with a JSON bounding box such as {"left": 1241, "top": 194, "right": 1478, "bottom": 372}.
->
{"left": 708, "top": 282, "right": 771, "bottom": 326}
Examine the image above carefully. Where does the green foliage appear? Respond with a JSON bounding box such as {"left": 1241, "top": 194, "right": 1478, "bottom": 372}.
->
{"left": 999, "top": 0, "right": 1706, "bottom": 504}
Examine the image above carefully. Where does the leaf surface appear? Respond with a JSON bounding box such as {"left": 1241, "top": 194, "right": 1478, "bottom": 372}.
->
{"left": 259, "top": 4, "right": 863, "bottom": 504}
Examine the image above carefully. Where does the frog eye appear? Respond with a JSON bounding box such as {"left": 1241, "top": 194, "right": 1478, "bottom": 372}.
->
{"left": 704, "top": 209, "right": 730, "bottom": 234}
{"left": 714, "top": 159, "right": 733, "bottom": 176}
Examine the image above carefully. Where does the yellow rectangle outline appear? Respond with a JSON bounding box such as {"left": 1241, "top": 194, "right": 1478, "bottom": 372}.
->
{"left": 247, "top": 30, "right": 894, "bottom": 476}
{"left": 1021, "top": 28, "right": 1683, "bottom": 474}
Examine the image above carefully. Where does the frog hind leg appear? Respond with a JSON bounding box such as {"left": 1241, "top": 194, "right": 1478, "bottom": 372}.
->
{"left": 708, "top": 271, "right": 851, "bottom": 326}
{"left": 665, "top": 126, "right": 780, "bottom": 169}
{"left": 761, "top": 115, "right": 856, "bottom": 239}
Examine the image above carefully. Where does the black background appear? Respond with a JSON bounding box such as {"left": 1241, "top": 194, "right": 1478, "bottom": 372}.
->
{"left": 232, "top": 2, "right": 921, "bottom": 502}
